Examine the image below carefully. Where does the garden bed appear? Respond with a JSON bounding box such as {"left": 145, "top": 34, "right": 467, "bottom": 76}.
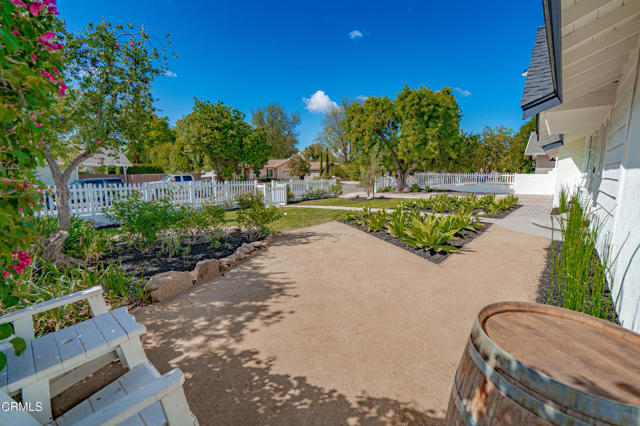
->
{"left": 536, "top": 242, "right": 620, "bottom": 324}
{"left": 100, "top": 232, "right": 258, "bottom": 279}
{"left": 340, "top": 219, "right": 492, "bottom": 264}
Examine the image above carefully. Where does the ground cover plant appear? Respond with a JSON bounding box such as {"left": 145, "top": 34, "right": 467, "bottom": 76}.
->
{"left": 343, "top": 207, "right": 488, "bottom": 263}
{"left": 394, "top": 194, "right": 519, "bottom": 217}
{"left": 544, "top": 192, "right": 618, "bottom": 321}
{"left": 298, "top": 197, "right": 417, "bottom": 209}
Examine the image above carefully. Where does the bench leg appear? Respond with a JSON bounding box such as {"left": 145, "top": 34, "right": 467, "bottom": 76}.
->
{"left": 160, "top": 388, "right": 196, "bottom": 425}
{"left": 22, "top": 380, "right": 51, "bottom": 423}
{"left": 117, "top": 340, "right": 147, "bottom": 369}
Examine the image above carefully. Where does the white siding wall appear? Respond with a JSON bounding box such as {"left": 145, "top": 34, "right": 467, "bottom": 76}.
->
{"left": 552, "top": 135, "right": 587, "bottom": 206}
{"left": 585, "top": 42, "right": 640, "bottom": 332}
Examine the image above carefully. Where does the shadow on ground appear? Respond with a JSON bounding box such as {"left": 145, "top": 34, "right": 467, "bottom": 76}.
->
{"left": 136, "top": 256, "right": 444, "bottom": 425}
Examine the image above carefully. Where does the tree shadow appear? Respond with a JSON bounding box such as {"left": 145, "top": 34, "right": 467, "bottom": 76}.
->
{"left": 132, "top": 266, "right": 445, "bottom": 425}
{"left": 272, "top": 230, "right": 340, "bottom": 247}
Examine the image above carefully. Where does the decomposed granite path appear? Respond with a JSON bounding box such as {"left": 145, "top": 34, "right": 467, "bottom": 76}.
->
{"left": 132, "top": 220, "right": 549, "bottom": 425}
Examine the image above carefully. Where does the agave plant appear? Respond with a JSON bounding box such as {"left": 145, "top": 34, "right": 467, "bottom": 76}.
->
{"left": 402, "top": 216, "right": 458, "bottom": 253}
{"left": 364, "top": 209, "right": 388, "bottom": 231}
{"left": 451, "top": 209, "right": 482, "bottom": 232}
{"left": 386, "top": 209, "right": 407, "bottom": 238}
{"left": 397, "top": 200, "right": 417, "bottom": 211}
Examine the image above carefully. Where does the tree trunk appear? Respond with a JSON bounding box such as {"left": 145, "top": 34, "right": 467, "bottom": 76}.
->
{"left": 389, "top": 150, "right": 409, "bottom": 192}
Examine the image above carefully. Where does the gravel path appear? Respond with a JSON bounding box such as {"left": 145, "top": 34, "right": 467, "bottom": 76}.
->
{"left": 131, "top": 221, "right": 549, "bottom": 425}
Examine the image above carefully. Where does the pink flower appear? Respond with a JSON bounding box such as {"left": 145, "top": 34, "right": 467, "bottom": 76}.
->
{"left": 2, "top": 271, "right": 8, "bottom": 279}
{"left": 28, "top": 2, "right": 40, "bottom": 16}
{"left": 47, "top": 5, "right": 58, "bottom": 14}
{"left": 39, "top": 31, "right": 55, "bottom": 43}
{"left": 17, "top": 206, "right": 23, "bottom": 213}
{"left": 58, "top": 84, "right": 66, "bottom": 97}
{"left": 22, "top": 183, "right": 30, "bottom": 189}
{"left": 9, "top": 0, "right": 27, "bottom": 7}
{"left": 31, "top": 54, "right": 36, "bottom": 64}
{"left": 33, "top": 121, "right": 42, "bottom": 127}
{"left": 52, "top": 66, "right": 59, "bottom": 73}
{"left": 11, "top": 29, "right": 18, "bottom": 36}
{"left": 97, "top": 140, "right": 102, "bottom": 146}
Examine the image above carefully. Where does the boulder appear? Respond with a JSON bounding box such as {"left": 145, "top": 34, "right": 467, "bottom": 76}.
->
{"left": 225, "top": 226, "right": 242, "bottom": 235}
{"left": 249, "top": 241, "right": 263, "bottom": 250}
{"left": 237, "top": 246, "right": 250, "bottom": 255}
{"left": 219, "top": 255, "right": 238, "bottom": 272}
{"left": 241, "top": 243, "right": 254, "bottom": 252}
{"left": 235, "top": 250, "right": 248, "bottom": 260}
{"left": 147, "top": 271, "right": 193, "bottom": 303}
{"left": 192, "top": 258, "right": 220, "bottom": 285}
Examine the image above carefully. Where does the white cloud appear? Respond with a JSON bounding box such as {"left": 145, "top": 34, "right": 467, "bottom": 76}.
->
{"left": 349, "top": 30, "right": 363, "bottom": 39}
{"left": 303, "top": 90, "right": 339, "bottom": 114}
{"left": 356, "top": 95, "right": 368, "bottom": 102}
{"left": 164, "top": 70, "right": 178, "bottom": 78}
{"left": 454, "top": 87, "right": 471, "bottom": 97}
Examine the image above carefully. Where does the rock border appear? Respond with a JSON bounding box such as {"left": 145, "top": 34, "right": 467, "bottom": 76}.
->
{"left": 146, "top": 232, "right": 273, "bottom": 302}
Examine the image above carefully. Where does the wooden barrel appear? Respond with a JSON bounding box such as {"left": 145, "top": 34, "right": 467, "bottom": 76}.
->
{"left": 445, "top": 302, "right": 640, "bottom": 425}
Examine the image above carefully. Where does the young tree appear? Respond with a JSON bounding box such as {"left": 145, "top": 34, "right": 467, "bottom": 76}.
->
{"left": 43, "top": 21, "right": 172, "bottom": 232}
{"left": 251, "top": 103, "right": 300, "bottom": 158}
{"left": 176, "top": 99, "right": 269, "bottom": 179}
{"left": 288, "top": 154, "right": 310, "bottom": 179}
{"left": 508, "top": 118, "right": 536, "bottom": 173}
{"left": 477, "top": 126, "right": 513, "bottom": 172}
{"left": 359, "top": 145, "right": 384, "bottom": 199}
{"left": 318, "top": 98, "right": 351, "bottom": 165}
{"left": 131, "top": 114, "right": 175, "bottom": 164}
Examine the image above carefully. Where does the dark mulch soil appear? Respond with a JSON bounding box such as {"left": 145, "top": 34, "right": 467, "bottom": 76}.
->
{"left": 100, "top": 233, "right": 256, "bottom": 279}
{"left": 536, "top": 242, "right": 620, "bottom": 324}
{"left": 340, "top": 220, "right": 492, "bottom": 264}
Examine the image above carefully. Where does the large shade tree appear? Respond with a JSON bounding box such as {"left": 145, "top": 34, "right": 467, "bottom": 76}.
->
{"left": 345, "top": 86, "right": 461, "bottom": 191}
{"left": 42, "top": 20, "right": 172, "bottom": 232}
{"left": 176, "top": 99, "right": 269, "bottom": 179}
{"left": 251, "top": 103, "right": 300, "bottom": 158}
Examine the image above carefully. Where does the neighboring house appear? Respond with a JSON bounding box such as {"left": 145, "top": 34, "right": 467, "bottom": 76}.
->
{"left": 245, "top": 158, "right": 292, "bottom": 180}
{"left": 524, "top": 131, "right": 557, "bottom": 174}
{"left": 522, "top": 0, "right": 640, "bottom": 331}
{"left": 308, "top": 161, "right": 335, "bottom": 178}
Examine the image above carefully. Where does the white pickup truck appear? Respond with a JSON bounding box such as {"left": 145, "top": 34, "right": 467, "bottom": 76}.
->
{"left": 145, "top": 174, "right": 195, "bottom": 185}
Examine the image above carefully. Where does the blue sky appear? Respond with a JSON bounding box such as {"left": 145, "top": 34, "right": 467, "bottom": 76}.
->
{"left": 59, "top": 0, "right": 543, "bottom": 149}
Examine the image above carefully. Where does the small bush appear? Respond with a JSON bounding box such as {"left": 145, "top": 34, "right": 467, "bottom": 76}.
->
{"left": 329, "top": 183, "right": 343, "bottom": 197}
{"left": 411, "top": 183, "right": 421, "bottom": 192}
{"left": 236, "top": 191, "right": 283, "bottom": 240}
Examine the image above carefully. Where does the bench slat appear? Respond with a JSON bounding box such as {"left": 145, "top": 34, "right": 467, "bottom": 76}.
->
{"left": 53, "top": 326, "right": 86, "bottom": 369}
{"left": 56, "top": 399, "right": 93, "bottom": 426}
{"left": 117, "top": 362, "right": 167, "bottom": 426}
{"left": 93, "top": 313, "right": 127, "bottom": 347}
{"left": 138, "top": 401, "right": 168, "bottom": 426}
{"left": 6, "top": 340, "right": 35, "bottom": 391}
{"left": 74, "top": 317, "right": 108, "bottom": 359}
{"left": 117, "top": 413, "right": 147, "bottom": 426}
{"left": 110, "top": 307, "right": 145, "bottom": 337}
{"left": 89, "top": 380, "right": 126, "bottom": 412}
{"left": 32, "top": 332, "right": 62, "bottom": 379}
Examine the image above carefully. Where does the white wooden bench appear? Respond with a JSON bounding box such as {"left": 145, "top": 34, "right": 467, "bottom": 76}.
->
{"left": 1, "top": 362, "right": 196, "bottom": 425}
{"left": 0, "top": 286, "right": 196, "bottom": 425}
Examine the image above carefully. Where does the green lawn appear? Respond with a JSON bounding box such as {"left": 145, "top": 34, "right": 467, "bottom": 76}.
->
{"left": 295, "top": 197, "right": 415, "bottom": 209}
{"left": 224, "top": 207, "right": 346, "bottom": 233}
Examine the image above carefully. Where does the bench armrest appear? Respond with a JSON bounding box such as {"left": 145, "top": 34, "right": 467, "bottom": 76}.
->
{"left": 74, "top": 369, "right": 188, "bottom": 426}
{"left": 0, "top": 286, "right": 108, "bottom": 341}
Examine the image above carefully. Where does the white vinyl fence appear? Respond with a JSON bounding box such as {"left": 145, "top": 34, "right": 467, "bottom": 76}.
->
{"left": 39, "top": 178, "right": 336, "bottom": 220}
{"left": 375, "top": 172, "right": 552, "bottom": 195}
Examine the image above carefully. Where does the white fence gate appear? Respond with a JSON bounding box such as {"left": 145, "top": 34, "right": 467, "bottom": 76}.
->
{"left": 375, "top": 173, "right": 516, "bottom": 192}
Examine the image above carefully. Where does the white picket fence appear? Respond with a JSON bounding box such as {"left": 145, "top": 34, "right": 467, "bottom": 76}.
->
{"left": 375, "top": 173, "right": 516, "bottom": 191}
{"left": 39, "top": 178, "right": 336, "bottom": 218}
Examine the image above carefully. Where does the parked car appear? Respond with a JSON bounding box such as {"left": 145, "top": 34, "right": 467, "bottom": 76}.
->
{"left": 68, "top": 177, "right": 125, "bottom": 205}
{"left": 145, "top": 174, "right": 194, "bottom": 186}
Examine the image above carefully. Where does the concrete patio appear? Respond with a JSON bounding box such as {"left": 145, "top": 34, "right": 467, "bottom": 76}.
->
{"left": 131, "top": 219, "right": 550, "bottom": 425}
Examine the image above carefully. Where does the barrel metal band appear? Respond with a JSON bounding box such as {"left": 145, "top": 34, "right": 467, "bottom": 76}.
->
{"left": 452, "top": 374, "right": 479, "bottom": 426}
{"left": 466, "top": 341, "right": 589, "bottom": 426}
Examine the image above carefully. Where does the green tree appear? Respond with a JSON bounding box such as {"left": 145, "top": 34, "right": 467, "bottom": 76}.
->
{"left": 508, "top": 118, "right": 536, "bottom": 172}
{"left": 288, "top": 154, "right": 310, "bottom": 179}
{"left": 476, "top": 126, "right": 513, "bottom": 172}
{"left": 317, "top": 99, "right": 351, "bottom": 165}
{"left": 131, "top": 114, "right": 175, "bottom": 164}
{"left": 43, "top": 20, "right": 172, "bottom": 232}
{"left": 147, "top": 142, "right": 173, "bottom": 170}
{"left": 303, "top": 143, "right": 323, "bottom": 161}
{"left": 359, "top": 145, "right": 384, "bottom": 199}
{"left": 176, "top": 99, "right": 269, "bottom": 179}
{"left": 251, "top": 103, "right": 300, "bottom": 158}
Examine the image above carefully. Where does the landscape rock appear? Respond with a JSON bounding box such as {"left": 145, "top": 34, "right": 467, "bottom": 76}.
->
{"left": 147, "top": 271, "right": 193, "bottom": 302}
{"left": 219, "top": 255, "right": 238, "bottom": 272}
{"left": 249, "top": 241, "right": 263, "bottom": 250}
{"left": 235, "top": 250, "right": 248, "bottom": 260}
{"left": 237, "top": 246, "right": 251, "bottom": 255}
{"left": 225, "top": 226, "right": 242, "bottom": 235}
{"left": 192, "top": 258, "right": 220, "bottom": 285}
{"left": 241, "top": 243, "right": 254, "bottom": 252}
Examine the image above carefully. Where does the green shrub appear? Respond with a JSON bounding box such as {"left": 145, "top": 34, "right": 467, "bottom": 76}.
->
{"left": 236, "top": 191, "right": 283, "bottom": 240}
{"left": 364, "top": 210, "right": 387, "bottom": 232}
{"left": 127, "top": 164, "right": 165, "bottom": 174}
{"left": 329, "top": 183, "right": 343, "bottom": 197}
{"left": 108, "top": 193, "right": 178, "bottom": 251}
{"left": 385, "top": 209, "right": 407, "bottom": 239}
{"left": 235, "top": 191, "right": 264, "bottom": 210}
{"left": 286, "top": 186, "right": 296, "bottom": 203}
{"left": 411, "top": 183, "right": 421, "bottom": 192}
{"left": 31, "top": 216, "right": 109, "bottom": 261}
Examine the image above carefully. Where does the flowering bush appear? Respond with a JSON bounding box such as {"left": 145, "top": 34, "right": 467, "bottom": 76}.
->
{"left": 1, "top": 0, "right": 64, "bottom": 364}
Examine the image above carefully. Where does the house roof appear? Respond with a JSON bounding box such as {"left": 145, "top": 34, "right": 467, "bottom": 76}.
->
{"left": 264, "top": 159, "right": 291, "bottom": 169}
{"left": 524, "top": 131, "right": 563, "bottom": 157}
{"left": 521, "top": 25, "right": 562, "bottom": 119}
{"left": 81, "top": 150, "right": 133, "bottom": 168}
